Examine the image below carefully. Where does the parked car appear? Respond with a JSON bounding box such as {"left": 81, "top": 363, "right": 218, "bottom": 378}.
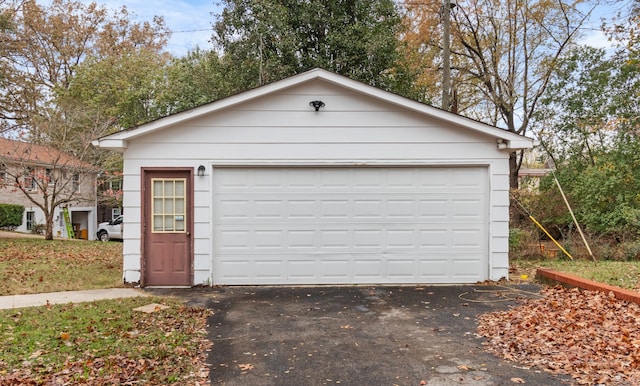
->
{"left": 97, "top": 215, "right": 123, "bottom": 241}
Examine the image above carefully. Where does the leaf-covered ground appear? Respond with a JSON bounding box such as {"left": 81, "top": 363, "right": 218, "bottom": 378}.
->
{"left": 0, "top": 297, "right": 212, "bottom": 385}
{"left": 0, "top": 238, "right": 122, "bottom": 295}
{"left": 478, "top": 286, "right": 640, "bottom": 385}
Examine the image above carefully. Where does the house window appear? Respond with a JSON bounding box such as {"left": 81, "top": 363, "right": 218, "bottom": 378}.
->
{"left": 109, "top": 179, "right": 122, "bottom": 191}
{"left": 45, "top": 168, "right": 53, "bottom": 185}
{"left": 112, "top": 207, "right": 121, "bottom": 220}
{"left": 151, "top": 178, "right": 186, "bottom": 233}
{"left": 72, "top": 173, "right": 80, "bottom": 192}
{"left": 0, "top": 164, "right": 6, "bottom": 182}
{"left": 24, "top": 168, "right": 36, "bottom": 191}
{"left": 26, "top": 211, "right": 35, "bottom": 231}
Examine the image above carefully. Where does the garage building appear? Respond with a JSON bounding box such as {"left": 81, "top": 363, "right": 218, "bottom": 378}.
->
{"left": 94, "top": 69, "right": 533, "bottom": 287}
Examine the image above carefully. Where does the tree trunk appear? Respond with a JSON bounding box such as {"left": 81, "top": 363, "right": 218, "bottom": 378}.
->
{"left": 509, "top": 152, "right": 519, "bottom": 190}
{"left": 44, "top": 211, "right": 54, "bottom": 240}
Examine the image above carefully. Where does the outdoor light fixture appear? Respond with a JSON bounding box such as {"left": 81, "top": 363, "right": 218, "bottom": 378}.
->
{"left": 309, "top": 100, "right": 325, "bottom": 111}
{"left": 497, "top": 139, "right": 508, "bottom": 150}
{"left": 197, "top": 165, "right": 206, "bottom": 177}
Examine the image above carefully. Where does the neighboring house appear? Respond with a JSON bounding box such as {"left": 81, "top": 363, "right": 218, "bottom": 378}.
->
{"left": 94, "top": 68, "right": 533, "bottom": 287}
{"left": 97, "top": 172, "right": 123, "bottom": 223}
{"left": 518, "top": 167, "right": 554, "bottom": 191}
{"left": 0, "top": 137, "right": 98, "bottom": 240}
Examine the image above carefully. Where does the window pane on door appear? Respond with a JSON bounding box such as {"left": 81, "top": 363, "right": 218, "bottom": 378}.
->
{"left": 151, "top": 178, "right": 187, "bottom": 233}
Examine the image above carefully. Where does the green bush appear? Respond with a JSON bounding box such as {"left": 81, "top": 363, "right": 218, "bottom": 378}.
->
{"left": 509, "top": 228, "right": 524, "bottom": 252}
{"left": 0, "top": 204, "right": 24, "bottom": 230}
{"left": 621, "top": 240, "right": 640, "bottom": 261}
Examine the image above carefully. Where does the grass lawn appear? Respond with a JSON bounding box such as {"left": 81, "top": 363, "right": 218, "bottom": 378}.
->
{"left": 511, "top": 257, "right": 640, "bottom": 290}
{"left": 0, "top": 297, "right": 211, "bottom": 384}
{"left": 0, "top": 238, "right": 122, "bottom": 295}
{"left": 0, "top": 235, "right": 212, "bottom": 384}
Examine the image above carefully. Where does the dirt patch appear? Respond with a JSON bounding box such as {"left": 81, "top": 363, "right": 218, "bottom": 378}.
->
{"left": 0, "top": 230, "right": 44, "bottom": 239}
{"left": 0, "top": 230, "right": 73, "bottom": 240}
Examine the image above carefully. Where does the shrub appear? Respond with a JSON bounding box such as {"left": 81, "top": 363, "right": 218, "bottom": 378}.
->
{"left": 509, "top": 228, "right": 524, "bottom": 252}
{"left": 31, "top": 223, "right": 45, "bottom": 235}
{"left": 0, "top": 204, "right": 24, "bottom": 230}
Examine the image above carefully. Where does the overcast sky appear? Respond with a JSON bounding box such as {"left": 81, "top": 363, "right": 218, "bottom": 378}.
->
{"left": 56, "top": 0, "right": 624, "bottom": 57}
{"left": 92, "top": 0, "right": 221, "bottom": 55}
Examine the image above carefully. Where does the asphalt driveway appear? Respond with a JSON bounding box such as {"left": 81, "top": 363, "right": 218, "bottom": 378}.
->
{"left": 152, "top": 285, "right": 570, "bottom": 385}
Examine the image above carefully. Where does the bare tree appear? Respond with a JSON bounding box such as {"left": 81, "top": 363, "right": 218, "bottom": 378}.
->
{"left": 0, "top": 137, "right": 98, "bottom": 239}
{"left": 402, "top": 0, "right": 596, "bottom": 188}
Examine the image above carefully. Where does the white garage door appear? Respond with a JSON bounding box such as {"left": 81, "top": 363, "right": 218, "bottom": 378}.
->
{"left": 212, "top": 167, "right": 488, "bottom": 285}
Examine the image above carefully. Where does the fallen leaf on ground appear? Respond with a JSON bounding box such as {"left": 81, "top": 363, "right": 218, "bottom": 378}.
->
{"left": 238, "top": 363, "right": 254, "bottom": 371}
{"left": 479, "top": 286, "right": 640, "bottom": 385}
{"left": 511, "top": 377, "right": 525, "bottom": 383}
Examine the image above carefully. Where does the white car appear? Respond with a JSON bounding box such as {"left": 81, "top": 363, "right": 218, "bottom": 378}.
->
{"left": 97, "top": 215, "right": 123, "bottom": 241}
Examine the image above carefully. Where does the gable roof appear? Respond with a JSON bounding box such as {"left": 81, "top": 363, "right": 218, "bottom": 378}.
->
{"left": 94, "top": 68, "right": 533, "bottom": 151}
{"left": 0, "top": 137, "right": 96, "bottom": 171}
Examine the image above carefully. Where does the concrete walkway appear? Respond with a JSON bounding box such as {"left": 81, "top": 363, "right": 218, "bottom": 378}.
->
{"left": 0, "top": 288, "right": 149, "bottom": 310}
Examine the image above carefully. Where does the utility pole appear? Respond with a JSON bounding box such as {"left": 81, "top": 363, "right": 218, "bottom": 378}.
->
{"left": 441, "top": 0, "right": 452, "bottom": 111}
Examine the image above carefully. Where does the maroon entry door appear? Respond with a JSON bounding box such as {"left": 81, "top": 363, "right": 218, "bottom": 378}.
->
{"left": 143, "top": 169, "right": 192, "bottom": 286}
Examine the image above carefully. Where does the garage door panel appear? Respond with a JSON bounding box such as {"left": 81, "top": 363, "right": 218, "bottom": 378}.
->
{"left": 254, "top": 230, "right": 285, "bottom": 249}
{"left": 387, "top": 200, "right": 416, "bottom": 218}
{"left": 387, "top": 258, "right": 417, "bottom": 278}
{"left": 254, "top": 200, "right": 284, "bottom": 218}
{"left": 418, "top": 258, "right": 449, "bottom": 279}
{"left": 288, "top": 230, "right": 316, "bottom": 248}
{"left": 217, "top": 253, "right": 485, "bottom": 284}
{"left": 320, "top": 230, "right": 350, "bottom": 248}
{"left": 451, "top": 258, "right": 484, "bottom": 280}
{"left": 215, "top": 199, "right": 482, "bottom": 223}
{"left": 213, "top": 167, "right": 488, "bottom": 285}
{"left": 320, "top": 200, "right": 350, "bottom": 218}
{"left": 386, "top": 229, "right": 416, "bottom": 249}
{"left": 287, "top": 200, "right": 316, "bottom": 218}
{"left": 452, "top": 169, "right": 485, "bottom": 189}
{"left": 353, "top": 229, "right": 383, "bottom": 248}
{"left": 387, "top": 169, "right": 417, "bottom": 187}
{"left": 217, "top": 200, "right": 250, "bottom": 219}
{"left": 215, "top": 225, "right": 485, "bottom": 253}
{"left": 419, "top": 200, "right": 449, "bottom": 218}
{"left": 353, "top": 258, "right": 385, "bottom": 280}
{"left": 319, "top": 169, "right": 351, "bottom": 188}
{"left": 452, "top": 229, "right": 484, "bottom": 248}
{"left": 289, "top": 260, "right": 317, "bottom": 279}
{"left": 217, "top": 230, "right": 251, "bottom": 250}
{"left": 320, "top": 258, "right": 350, "bottom": 279}
{"left": 353, "top": 200, "right": 383, "bottom": 218}
{"left": 253, "top": 170, "right": 284, "bottom": 189}
{"left": 452, "top": 199, "right": 484, "bottom": 218}
{"left": 354, "top": 169, "right": 385, "bottom": 187}
{"left": 418, "top": 169, "right": 449, "bottom": 187}
{"left": 255, "top": 260, "right": 285, "bottom": 279}
{"left": 218, "top": 259, "right": 251, "bottom": 280}
{"left": 419, "top": 230, "right": 449, "bottom": 248}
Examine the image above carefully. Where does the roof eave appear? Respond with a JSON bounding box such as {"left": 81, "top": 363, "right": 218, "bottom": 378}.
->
{"left": 93, "top": 138, "right": 127, "bottom": 152}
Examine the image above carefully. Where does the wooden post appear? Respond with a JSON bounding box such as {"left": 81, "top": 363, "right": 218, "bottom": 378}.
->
{"left": 442, "top": 0, "right": 452, "bottom": 110}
